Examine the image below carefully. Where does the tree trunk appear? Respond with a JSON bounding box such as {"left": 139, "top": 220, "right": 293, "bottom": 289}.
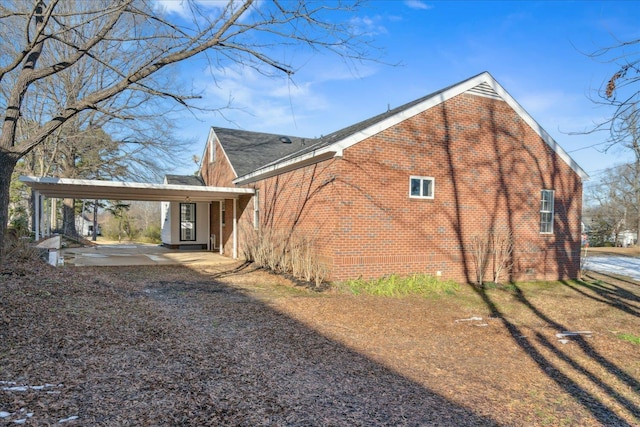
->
{"left": 0, "top": 152, "right": 19, "bottom": 263}
{"left": 92, "top": 201, "right": 98, "bottom": 241}
{"left": 62, "top": 198, "right": 78, "bottom": 237}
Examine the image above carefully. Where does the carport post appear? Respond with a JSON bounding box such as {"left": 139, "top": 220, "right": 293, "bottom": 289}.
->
{"left": 233, "top": 198, "right": 237, "bottom": 259}
{"left": 219, "top": 201, "right": 224, "bottom": 255}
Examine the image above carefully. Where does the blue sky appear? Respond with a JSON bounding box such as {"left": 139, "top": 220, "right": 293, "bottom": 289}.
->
{"left": 161, "top": 1, "right": 640, "bottom": 189}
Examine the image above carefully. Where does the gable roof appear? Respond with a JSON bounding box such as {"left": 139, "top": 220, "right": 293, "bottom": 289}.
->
{"left": 221, "top": 71, "right": 588, "bottom": 185}
{"left": 205, "top": 127, "right": 310, "bottom": 178}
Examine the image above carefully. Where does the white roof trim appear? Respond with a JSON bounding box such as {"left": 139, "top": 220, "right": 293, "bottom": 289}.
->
{"left": 20, "top": 176, "right": 253, "bottom": 202}
{"left": 234, "top": 71, "right": 589, "bottom": 182}
{"left": 210, "top": 128, "right": 239, "bottom": 178}
{"left": 233, "top": 150, "right": 336, "bottom": 185}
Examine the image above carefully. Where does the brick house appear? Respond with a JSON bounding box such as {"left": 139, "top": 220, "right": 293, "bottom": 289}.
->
{"left": 190, "top": 71, "right": 588, "bottom": 283}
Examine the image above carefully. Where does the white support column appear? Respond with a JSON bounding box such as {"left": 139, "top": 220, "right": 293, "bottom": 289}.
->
{"left": 50, "top": 198, "right": 57, "bottom": 232}
{"left": 232, "top": 198, "right": 237, "bottom": 259}
{"left": 34, "top": 191, "right": 41, "bottom": 241}
{"left": 219, "top": 201, "right": 224, "bottom": 255}
{"left": 45, "top": 198, "right": 51, "bottom": 236}
{"left": 207, "top": 202, "right": 211, "bottom": 251}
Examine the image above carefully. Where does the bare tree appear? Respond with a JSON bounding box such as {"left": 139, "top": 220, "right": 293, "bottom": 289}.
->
{"left": 586, "top": 38, "right": 640, "bottom": 149}
{"left": 584, "top": 164, "right": 636, "bottom": 246}
{"left": 0, "top": 0, "right": 372, "bottom": 256}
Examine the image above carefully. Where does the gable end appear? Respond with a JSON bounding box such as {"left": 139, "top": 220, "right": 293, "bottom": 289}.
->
{"left": 467, "top": 82, "right": 502, "bottom": 100}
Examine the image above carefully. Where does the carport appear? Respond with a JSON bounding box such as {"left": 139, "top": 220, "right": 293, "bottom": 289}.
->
{"left": 19, "top": 176, "right": 254, "bottom": 259}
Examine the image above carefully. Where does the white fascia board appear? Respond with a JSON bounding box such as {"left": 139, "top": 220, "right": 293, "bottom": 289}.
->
{"left": 233, "top": 150, "right": 336, "bottom": 185}
{"left": 331, "top": 73, "right": 489, "bottom": 154}
{"left": 234, "top": 72, "right": 588, "bottom": 184}
{"left": 197, "top": 127, "right": 215, "bottom": 174}
{"left": 234, "top": 75, "right": 483, "bottom": 186}
{"left": 482, "top": 76, "right": 590, "bottom": 181}
{"left": 210, "top": 128, "right": 238, "bottom": 179}
{"left": 333, "top": 71, "right": 589, "bottom": 181}
{"left": 19, "top": 176, "right": 253, "bottom": 200}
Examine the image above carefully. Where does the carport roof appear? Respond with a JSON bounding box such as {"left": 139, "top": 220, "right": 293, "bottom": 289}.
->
{"left": 19, "top": 176, "right": 253, "bottom": 202}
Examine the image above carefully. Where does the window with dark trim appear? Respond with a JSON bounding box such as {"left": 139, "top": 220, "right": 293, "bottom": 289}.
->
{"left": 180, "top": 203, "right": 196, "bottom": 241}
{"left": 409, "top": 176, "right": 435, "bottom": 199}
{"left": 540, "top": 190, "right": 554, "bottom": 234}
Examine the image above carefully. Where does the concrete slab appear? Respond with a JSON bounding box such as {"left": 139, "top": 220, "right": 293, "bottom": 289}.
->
{"left": 61, "top": 243, "right": 238, "bottom": 267}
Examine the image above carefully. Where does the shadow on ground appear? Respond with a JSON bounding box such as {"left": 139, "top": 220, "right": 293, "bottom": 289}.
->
{"left": 1, "top": 261, "right": 496, "bottom": 426}
{"left": 471, "top": 270, "right": 639, "bottom": 426}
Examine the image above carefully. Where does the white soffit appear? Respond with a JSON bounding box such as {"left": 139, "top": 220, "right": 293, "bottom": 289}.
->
{"left": 19, "top": 176, "right": 253, "bottom": 202}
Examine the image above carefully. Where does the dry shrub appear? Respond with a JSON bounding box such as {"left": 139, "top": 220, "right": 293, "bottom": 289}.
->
{"left": 468, "top": 234, "right": 491, "bottom": 285}
{"left": 3, "top": 228, "right": 42, "bottom": 262}
{"left": 243, "top": 226, "right": 327, "bottom": 286}
{"left": 468, "top": 230, "right": 514, "bottom": 286}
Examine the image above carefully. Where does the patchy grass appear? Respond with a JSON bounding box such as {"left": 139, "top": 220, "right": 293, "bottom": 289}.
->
{"left": 617, "top": 333, "right": 640, "bottom": 345}
{"left": 337, "top": 273, "right": 460, "bottom": 297}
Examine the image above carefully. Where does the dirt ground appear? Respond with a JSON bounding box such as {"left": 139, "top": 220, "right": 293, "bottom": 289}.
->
{"left": 1, "top": 256, "right": 639, "bottom": 426}
{"left": 586, "top": 246, "right": 640, "bottom": 257}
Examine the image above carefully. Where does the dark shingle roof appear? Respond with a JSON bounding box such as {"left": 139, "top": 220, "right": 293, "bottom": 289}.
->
{"left": 233, "top": 77, "right": 462, "bottom": 172}
{"left": 213, "top": 75, "right": 483, "bottom": 178}
{"left": 213, "top": 71, "right": 588, "bottom": 183}
{"left": 212, "top": 128, "right": 313, "bottom": 177}
{"left": 165, "top": 174, "right": 204, "bottom": 186}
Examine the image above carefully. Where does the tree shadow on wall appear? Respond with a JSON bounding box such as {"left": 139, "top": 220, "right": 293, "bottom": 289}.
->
{"left": 438, "top": 97, "right": 639, "bottom": 425}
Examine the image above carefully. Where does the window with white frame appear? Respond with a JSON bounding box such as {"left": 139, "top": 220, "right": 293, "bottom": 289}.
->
{"left": 180, "top": 203, "right": 196, "bottom": 241}
{"left": 409, "top": 176, "right": 434, "bottom": 199}
{"left": 540, "top": 189, "right": 554, "bottom": 234}
{"left": 221, "top": 200, "right": 226, "bottom": 226}
{"left": 253, "top": 190, "right": 260, "bottom": 230}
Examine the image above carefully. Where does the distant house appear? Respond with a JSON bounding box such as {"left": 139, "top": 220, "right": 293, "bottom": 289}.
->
{"left": 75, "top": 214, "right": 100, "bottom": 237}
{"left": 617, "top": 230, "right": 637, "bottom": 247}
{"left": 160, "top": 71, "right": 587, "bottom": 283}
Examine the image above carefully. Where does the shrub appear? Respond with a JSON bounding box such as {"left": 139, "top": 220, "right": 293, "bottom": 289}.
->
{"left": 242, "top": 226, "right": 327, "bottom": 286}
{"left": 3, "top": 228, "right": 41, "bottom": 262}
{"left": 468, "top": 230, "right": 514, "bottom": 286}
{"left": 141, "top": 224, "right": 162, "bottom": 243}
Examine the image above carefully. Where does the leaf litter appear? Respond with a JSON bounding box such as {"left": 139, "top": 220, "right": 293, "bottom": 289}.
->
{"left": 1, "top": 257, "right": 639, "bottom": 426}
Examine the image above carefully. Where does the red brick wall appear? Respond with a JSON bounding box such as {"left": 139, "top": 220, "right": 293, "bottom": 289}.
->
{"left": 200, "top": 137, "right": 237, "bottom": 187}
{"left": 214, "top": 92, "right": 583, "bottom": 283}
{"left": 200, "top": 138, "right": 244, "bottom": 253}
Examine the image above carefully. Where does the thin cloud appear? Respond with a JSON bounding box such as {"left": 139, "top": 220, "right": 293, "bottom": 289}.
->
{"left": 404, "top": 0, "right": 433, "bottom": 11}
{"left": 190, "top": 64, "right": 331, "bottom": 133}
{"left": 350, "top": 15, "right": 388, "bottom": 36}
{"left": 154, "top": 0, "right": 235, "bottom": 19}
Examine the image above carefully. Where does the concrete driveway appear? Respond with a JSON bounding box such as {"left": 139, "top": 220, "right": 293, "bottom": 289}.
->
{"left": 61, "top": 244, "right": 239, "bottom": 267}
